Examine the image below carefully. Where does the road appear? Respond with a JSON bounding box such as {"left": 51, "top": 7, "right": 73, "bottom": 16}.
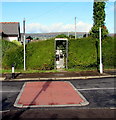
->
{"left": 1, "top": 77, "right": 116, "bottom": 119}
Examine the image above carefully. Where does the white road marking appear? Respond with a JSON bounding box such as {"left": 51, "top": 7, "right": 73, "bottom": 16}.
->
{"left": 0, "top": 110, "right": 10, "bottom": 113}
{"left": 0, "top": 87, "right": 115, "bottom": 92}
{"left": 78, "top": 88, "right": 115, "bottom": 91}
{"left": 110, "top": 107, "right": 116, "bottom": 109}
{"left": 0, "top": 91, "right": 20, "bottom": 93}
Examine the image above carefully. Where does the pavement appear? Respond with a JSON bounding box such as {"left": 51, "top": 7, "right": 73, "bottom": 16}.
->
{"left": 1, "top": 69, "right": 116, "bottom": 81}
{"left": 2, "top": 109, "right": 115, "bottom": 120}
{"left": 1, "top": 70, "right": 116, "bottom": 120}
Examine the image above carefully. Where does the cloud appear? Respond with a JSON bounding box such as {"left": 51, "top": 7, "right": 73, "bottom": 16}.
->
{"left": 1, "top": 0, "right": 115, "bottom": 2}
{"left": 26, "top": 21, "right": 92, "bottom": 33}
{"left": 26, "top": 23, "right": 49, "bottom": 33}
{"left": 76, "top": 21, "right": 92, "bottom": 32}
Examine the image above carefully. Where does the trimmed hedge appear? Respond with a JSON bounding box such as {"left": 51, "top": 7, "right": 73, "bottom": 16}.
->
{"left": 2, "top": 37, "right": 115, "bottom": 70}
{"left": 2, "top": 46, "right": 24, "bottom": 69}
{"left": 68, "top": 36, "right": 115, "bottom": 69}
{"left": 2, "top": 39, "right": 54, "bottom": 70}
{"left": 1, "top": 39, "right": 17, "bottom": 57}
{"left": 68, "top": 37, "right": 98, "bottom": 69}
{"left": 26, "top": 39, "right": 54, "bottom": 70}
{"left": 102, "top": 36, "right": 116, "bottom": 68}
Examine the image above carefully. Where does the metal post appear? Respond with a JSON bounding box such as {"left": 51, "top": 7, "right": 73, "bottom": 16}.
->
{"left": 99, "top": 27, "right": 103, "bottom": 74}
{"left": 54, "top": 39, "right": 56, "bottom": 69}
{"left": 68, "top": 31, "right": 69, "bottom": 37}
{"left": 12, "top": 64, "right": 15, "bottom": 79}
{"left": 75, "top": 17, "right": 77, "bottom": 39}
{"left": 66, "top": 40, "right": 68, "bottom": 69}
{"left": 23, "top": 18, "right": 26, "bottom": 71}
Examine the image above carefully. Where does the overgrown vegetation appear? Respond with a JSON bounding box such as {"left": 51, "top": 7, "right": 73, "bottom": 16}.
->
{"left": 2, "top": 46, "right": 24, "bottom": 69}
{"left": 68, "top": 36, "right": 115, "bottom": 70}
{"left": 26, "top": 39, "right": 54, "bottom": 70}
{"left": 102, "top": 36, "right": 115, "bottom": 68}
{"left": 1, "top": 39, "right": 17, "bottom": 58}
{"left": 2, "top": 39, "right": 54, "bottom": 70}
{"left": 68, "top": 37, "right": 98, "bottom": 70}
{"left": 1, "top": 36, "right": 115, "bottom": 71}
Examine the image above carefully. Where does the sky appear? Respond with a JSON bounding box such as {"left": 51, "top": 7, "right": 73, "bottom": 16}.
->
{"left": 1, "top": 1, "right": 115, "bottom": 33}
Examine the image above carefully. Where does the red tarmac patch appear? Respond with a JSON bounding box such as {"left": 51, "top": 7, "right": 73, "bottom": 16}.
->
{"left": 14, "top": 81, "right": 89, "bottom": 108}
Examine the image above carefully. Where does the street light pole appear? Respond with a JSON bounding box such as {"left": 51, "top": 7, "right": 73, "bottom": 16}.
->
{"left": 99, "top": 27, "right": 103, "bottom": 74}
{"left": 75, "top": 17, "right": 77, "bottom": 39}
{"left": 66, "top": 39, "right": 68, "bottom": 69}
{"left": 23, "top": 18, "right": 26, "bottom": 71}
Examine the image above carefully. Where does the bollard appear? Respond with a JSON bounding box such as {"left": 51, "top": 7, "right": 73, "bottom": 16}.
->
{"left": 12, "top": 64, "right": 15, "bottom": 79}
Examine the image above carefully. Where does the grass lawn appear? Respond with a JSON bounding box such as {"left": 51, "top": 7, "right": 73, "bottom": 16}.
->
{"left": 1, "top": 67, "right": 115, "bottom": 74}
{"left": 0, "top": 69, "right": 59, "bottom": 74}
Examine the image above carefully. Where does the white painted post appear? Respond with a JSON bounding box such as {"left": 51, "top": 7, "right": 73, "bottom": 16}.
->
{"left": 68, "top": 31, "right": 69, "bottom": 37}
{"left": 12, "top": 65, "right": 14, "bottom": 73}
{"left": 23, "top": 18, "right": 26, "bottom": 71}
{"left": 54, "top": 39, "right": 56, "bottom": 69}
{"left": 99, "top": 27, "right": 103, "bottom": 74}
{"left": 75, "top": 17, "right": 77, "bottom": 39}
{"left": 66, "top": 39, "right": 68, "bottom": 69}
{"left": 12, "top": 64, "right": 15, "bottom": 79}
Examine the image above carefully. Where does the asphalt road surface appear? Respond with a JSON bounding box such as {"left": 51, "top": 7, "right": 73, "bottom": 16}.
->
{"left": 1, "top": 77, "right": 116, "bottom": 120}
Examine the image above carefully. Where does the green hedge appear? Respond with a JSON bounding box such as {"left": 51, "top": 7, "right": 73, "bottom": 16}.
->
{"left": 0, "top": 39, "right": 17, "bottom": 58}
{"left": 2, "top": 39, "right": 54, "bottom": 70}
{"left": 26, "top": 39, "right": 54, "bottom": 70}
{"left": 68, "top": 37, "right": 98, "bottom": 69}
{"left": 2, "top": 37, "right": 115, "bottom": 70}
{"left": 102, "top": 37, "right": 116, "bottom": 68}
{"left": 68, "top": 36, "right": 115, "bottom": 69}
{"left": 2, "top": 46, "right": 24, "bottom": 69}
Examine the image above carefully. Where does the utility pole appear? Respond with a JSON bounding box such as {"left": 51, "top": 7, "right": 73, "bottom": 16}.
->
{"left": 99, "top": 27, "right": 103, "bottom": 74}
{"left": 75, "top": 17, "right": 77, "bottom": 39}
{"left": 23, "top": 18, "right": 26, "bottom": 71}
{"left": 68, "top": 31, "right": 69, "bottom": 37}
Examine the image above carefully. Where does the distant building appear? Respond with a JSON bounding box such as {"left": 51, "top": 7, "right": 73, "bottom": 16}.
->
{"left": 0, "top": 22, "right": 21, "bottom": 41}
{"left": 108, "top": 33, "right": 116, "bottom": 37}
{"left": 23, "top": 32, "right": 88, "bottom": 41}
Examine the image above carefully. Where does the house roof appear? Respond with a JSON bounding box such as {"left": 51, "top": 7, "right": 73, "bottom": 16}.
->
{"left": 0, "top": 22, "right": 20, "bottom": 35}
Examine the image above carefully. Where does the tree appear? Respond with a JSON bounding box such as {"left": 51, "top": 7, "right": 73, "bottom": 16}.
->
{"left": 55, "top": 34, "right": 68, "bottom": 38}
{"left": 90, "top": 1, "right": 108, "bottom": 38}
{"left": 69, "top": 35, "right": 75, "bottom": 39}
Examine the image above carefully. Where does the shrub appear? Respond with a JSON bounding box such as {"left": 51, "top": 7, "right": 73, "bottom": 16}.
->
{"left": 2, "top": 37, "right": 115, "bottom": 70}
{"left": 2, "top": 46, "right": 24, "bottom": 69}
{"left": 68, "top": 36, "right": 115, "bottom": 69}
{"left": 26, "top": 39, "right": 54, "bottom": 70}
{"left": 55, "top": 34, "right": 68, "bottom": 38}
{"left": 2, "top": 39, "right": 54, "bottom": 70}
{"left": 12, "top": 40, "right": 21, "bottom": 46}
{"left": 1, "top": 39, "right": 17, "bottom": 57}
{"left": 68, "top": 37, "right": 97, "bottom": 69}
{"left": 102, "top": 36, "right": 116, "bottom": 68}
